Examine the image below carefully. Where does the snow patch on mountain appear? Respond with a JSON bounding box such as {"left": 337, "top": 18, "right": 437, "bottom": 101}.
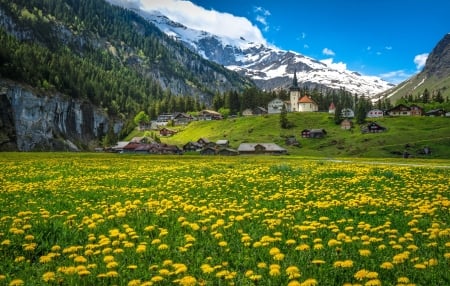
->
{"left": 109, "top": 2, "right": 395, "bottom": 97}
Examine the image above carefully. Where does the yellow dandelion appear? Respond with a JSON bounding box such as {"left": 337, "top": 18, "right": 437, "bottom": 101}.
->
{"left": 311, "top": 259, "right": 326, "bottom": 265}
{"left": 257, "top": 262, "right": 267, "bottom": 268}
{"left": 380, "top": 262, "right": 394, "bottom": 269}
{"left": 39, "top": 255, "right": 52, "bottom": 263}
{"left": 14, "top": 256, "right": 26, "bottom": 263}
{"left": 158, "top": 244, "right": 169, "bottom": 250}
{"left": 178, "top": 275, "right": 197, "bottom": 286}
{"left": 269, "top": 247, "right": 281, "bottom": 255}
{"left": 397, "top": 277, "right": 410, "bottom": 283}
{"left": 200, "top": 264, "right": 215, "bottom": 274}
{"left": 313, "top": 243, "right": 324, "bottom": 250}
{"left": 354, "top": 269, "right": 370, "bottom": 281}
{"left": 151, "top": 276, "right": 164, "bottom": 282}
{"left": 414, "top": 263, "right": 426, "bottom": 269}
{"left": 1, "top": 239, "right": 11, "bottom": 246}
{"left": 269, "top": 264, "right": 281, "bottom": 276}
{"left": 245, "top": 270, "right": 254, "bottom": 278}
{"left": 287, "top": 280, "right": 301, "bottom": 286}
{"left": 9, "top": 279, "right": 24, "bottom": 286}
{"left": 42, "top": 272, "right": 56, "bottom": 282}
{"left": 173, "top": 263, "right": 188, "bottom": 274}
{"left": 127, "top": 279, "right": 141, "bottom": 286}
{"left": 359, "top": 249, "right": 371, "bottom": 257}
{"left": 286, "top": 265, "right": 301, "bottom": 279}
{"left": 78, "top": 270, "right": 91, "bottom": 276}
{"left": 128, "top": 265, "right": 138, "bottom": 270}
{"left": 74, "top": 256, "right": 87, "bottom": 263}
{"left": 301, "top": 278, "right": 318, "bottom": 286}
{"left": 273, "top": 253, "right": 285, "bottom": 261}
{"left": 105, "top": 271, "right": 119, "bottom": 277}
{"left": 365, "top": 279, "right": 381, "bottom": 286}
{"left": 103, "top": 255, "right": 115, "bottom": 263}
{"left": 106, "top": 261, "right": 119, "bottom": 269}
{"left": 296, "top": 244, "right": 310, "bottom": 251}
{"left": 218, "top": 241, "right": 227, "bottom": 247}
{"left": 366, "top": 271, "right": 378, "bottom": 279}
{"left": 286, "top": 239, "right": 297, "bottom": 245}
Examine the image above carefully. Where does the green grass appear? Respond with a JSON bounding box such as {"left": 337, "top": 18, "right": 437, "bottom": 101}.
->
{"left": 151, "top": 113, "right": 450, "bottom": 158}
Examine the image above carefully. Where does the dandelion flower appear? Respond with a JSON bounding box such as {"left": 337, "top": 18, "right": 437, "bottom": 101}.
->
{"left": 127, "top": 279, "right": 141, "bottom": 286}
{"left": 42, "top": 272, "right": 56, "bottom": 282}
{"left": 354, "top": 269, "right": 370, "bottom": 281}
{"left": 178, "top": 275, "right": 197, "bottom": 286}
{"left": 286, "top": 266, "right": 301, "bottom": 279}
{"left": 301, "top": 278, "right": 318, "bottom": 286}
{"left": 9, "top": 279, "right": 24, "bottom": 286}
{"left": 380, "top": 262, "right": 394, "bottom": 269}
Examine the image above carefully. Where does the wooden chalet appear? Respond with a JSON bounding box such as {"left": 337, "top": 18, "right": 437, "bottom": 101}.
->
{"left": 216, "top": 139, "right": 229, "bottom": 148}
{"left": 367, "top": 109, "right": 384, "bottom": 118}
{"left": 387, "top": 104, "right": 423, "bottom": 116}
{"left": 362, "top": 122, "right": 386, "bottom": 133}
{"left": 173, "top": 112, "right": 195, "bottom": 125}
{"left": 197, "top": 138, "right": 215, "bottom": 148}
{"left": 301, "top": 129, "right": 327, "bottom": 138}
{"left": 425, "top": 108, "right": 446, "bottom": 116}
{"left": 198, "top": 110, "right": 223, "bottom": 120}
{"left": 159, "top": 127, "right": 177, "bottom": 136}
{"left": 200, "top": 146, "right": 217, "bottom": 155}
{"left": 237, "top": 143, "right": 287, "bottom": 155}
{"left": 328, "top": 102, "right": 336, "bottom": 114}
{"left": 183, "top": 141, "right": 202, "bottom": 152}
{"left": 218, "top": 148, "right": 239, "bottom": 156}
{"left": 340, "top": 119, "right": 353, "bottom": 130}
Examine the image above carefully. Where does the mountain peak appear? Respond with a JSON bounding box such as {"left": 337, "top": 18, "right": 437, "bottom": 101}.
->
{"left": 128, "top": 7, "right": 394, "bottom": 97}
{"left": 423, "top": 33, "right": 450, "bottom": 78}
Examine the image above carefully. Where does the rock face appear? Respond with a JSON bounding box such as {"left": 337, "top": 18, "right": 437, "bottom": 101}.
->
{"left": 423, "top": 33, "right": 450, "bottom": 79}
{"left": 0, "top": 81, "right": 122, "bottom": 151}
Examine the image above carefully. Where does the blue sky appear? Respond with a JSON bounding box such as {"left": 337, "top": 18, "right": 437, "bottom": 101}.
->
{"left": 114, "top": 0, "right": 449, "bottom": 84}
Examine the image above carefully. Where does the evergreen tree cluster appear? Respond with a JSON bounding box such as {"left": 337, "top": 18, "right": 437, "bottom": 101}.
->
{"left": 0, "top": 0, "right": 253, "bottom": 120}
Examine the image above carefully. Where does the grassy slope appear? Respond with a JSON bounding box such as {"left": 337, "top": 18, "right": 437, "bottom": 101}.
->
{"left": 152, "top": 113, "right": 450, "bottom": 158}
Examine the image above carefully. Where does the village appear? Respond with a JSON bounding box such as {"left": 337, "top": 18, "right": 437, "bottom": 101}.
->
{"left": 108, "top": 83, "right": 448, "bottom": 156}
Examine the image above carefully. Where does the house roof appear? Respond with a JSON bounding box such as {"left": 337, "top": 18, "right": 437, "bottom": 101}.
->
{"left": 216, "top": 139, "right": 229, "bottom": 145}
{"left": 298, "top": 95, "right": 317, "bottom": 104}
{"left": 329, "top": 102, "right": 336, "bottom": 110}
{"left": 237, "top": 143, "right": 286, "bottom": 152}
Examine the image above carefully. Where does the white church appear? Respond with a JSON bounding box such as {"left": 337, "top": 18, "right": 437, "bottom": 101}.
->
{"left": 268, "top": 71, "right": 318, "bottom": 113}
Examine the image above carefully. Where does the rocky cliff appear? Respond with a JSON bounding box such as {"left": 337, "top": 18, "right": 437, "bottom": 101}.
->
{"left": 0, "top": 80, "right": 122, "bottom": 151}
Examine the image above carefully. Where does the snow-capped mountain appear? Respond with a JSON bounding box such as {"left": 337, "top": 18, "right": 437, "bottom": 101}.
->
{"left": 136, "top": 9, "right": 395, "bottom": 96}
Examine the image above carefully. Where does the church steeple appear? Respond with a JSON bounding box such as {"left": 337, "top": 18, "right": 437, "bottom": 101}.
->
{"left": 290, "top": 70, "right": 300, "bottom": 91}
{"left": 292, "top": 69, "right": 298, "bottom": 88}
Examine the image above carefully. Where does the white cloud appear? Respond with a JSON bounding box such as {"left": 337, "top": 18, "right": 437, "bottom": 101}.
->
{"left": 320, "top": 58, "right": 347, "bottom": 71}
{"left": 113, "top": 0, "right": 267, "bottom": 45}
{"left": 322, "top": 48, "right": 335, "bottom": 56}
{"left": 414, "top": 53, "right": 428, "bottom": 70}
{"left": 385, "top": 46, "right": 392, "bottom": 50}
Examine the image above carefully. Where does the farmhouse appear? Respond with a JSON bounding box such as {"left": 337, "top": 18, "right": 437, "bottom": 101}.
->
{"left": 183, "top": 141, "right": 202, "bottom": 152}
{"left": 341, "top": 108, "right": 355, "bottom": 118}
{"left": 362, "top": 122, "right": 386, "bottom": 133}
{"left": 198, "top": 110, "right": 223, "bottom": 120}
{"left": 267, "top": 98, "right": 286, "bottom": 114}
{"left": 367, "top": 109, "right": 384, "bottom": 118}
{"left": 328, "top": 102, "right": 336, "bottom": 114}
{"left": 340, "top": 119, "right": 353, "bottom": 130}
{"left": 159, "top": 127, "right": 177, "bottom": 136}
{"left": 387, "top": 104, "right": 424, "bottom": 116}
{"left": 425, "top": 108, "right": 446, "bottom": 116}
{"left": 301, "top": 129, "right": 327, "bottom": 138}
{"left": 237, "top": 143, "right": 287, "bottom": 155}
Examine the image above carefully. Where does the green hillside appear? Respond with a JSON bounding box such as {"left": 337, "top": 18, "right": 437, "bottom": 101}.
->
{"left": 154, "top": 113, "right": 450, "bottom": 158}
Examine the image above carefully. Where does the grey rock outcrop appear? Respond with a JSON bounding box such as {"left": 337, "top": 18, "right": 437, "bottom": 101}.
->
{"left": 0, "top": 81, "right": 122, "bottom": 151}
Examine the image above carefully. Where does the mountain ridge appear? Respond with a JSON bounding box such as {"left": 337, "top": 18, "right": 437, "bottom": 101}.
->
{"left": 134, "top": 7, "right": 395, "bottom": 97}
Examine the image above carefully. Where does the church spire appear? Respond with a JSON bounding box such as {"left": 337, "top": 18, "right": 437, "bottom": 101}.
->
{"left": 290, "top": 69, "right": 300, "bottom": 91}
{"left": 292, "top": 69, "right": 298, "bottom": 88}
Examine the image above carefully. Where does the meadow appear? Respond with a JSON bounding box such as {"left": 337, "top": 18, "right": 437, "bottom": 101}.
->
{"left": 0, "top": 153, "right": 449, "bottom": 286}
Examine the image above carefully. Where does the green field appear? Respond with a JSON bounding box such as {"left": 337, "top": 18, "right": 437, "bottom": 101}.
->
{"left": 141, "top": 113, "right": 450, "bottom": 158}
{"left": 1, "top": 153, "right": 449, "bottom": 285}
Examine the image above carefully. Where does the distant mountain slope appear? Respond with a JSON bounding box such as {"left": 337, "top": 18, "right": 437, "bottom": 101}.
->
{"left": 0, "top": 0, "right": 255, "bottom": 111}
{"left": 376, "top": 33, "right": 450, "bottom": 103}
{"left": 138, "top": 9, "right": 395, "bottom": 97}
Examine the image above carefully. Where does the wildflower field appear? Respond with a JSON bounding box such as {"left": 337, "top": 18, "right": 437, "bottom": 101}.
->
{"left": 0, "top": 153, "right": 449, "bottom": 286}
